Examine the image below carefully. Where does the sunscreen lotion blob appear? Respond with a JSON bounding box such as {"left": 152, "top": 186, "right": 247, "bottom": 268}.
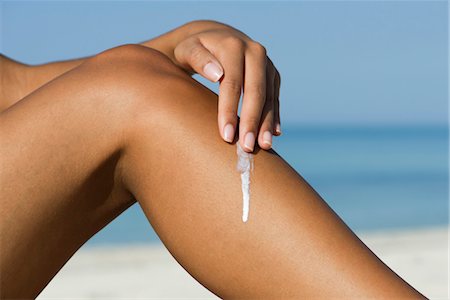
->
{"left": 236, "top": 143, "right": 254, "bottom": 222}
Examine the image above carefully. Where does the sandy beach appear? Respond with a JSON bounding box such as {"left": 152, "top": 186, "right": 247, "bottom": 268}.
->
{"left": 38, "top": 226, "right": 448, "bottom": 299}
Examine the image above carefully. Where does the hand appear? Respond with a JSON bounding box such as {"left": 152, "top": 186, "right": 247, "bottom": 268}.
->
{"left": 171, "top": 20, "right": 281, "bottom": 152}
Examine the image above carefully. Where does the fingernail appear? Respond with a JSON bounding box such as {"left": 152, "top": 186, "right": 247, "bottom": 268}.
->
{"left": 223, "top": 123, "right": 235, "bottom": 143}
{"left": 275, "top": 123, "right": 282, "bottom": 135}
{"left": 203, "top": 62, "right": 223, "bottom": 82}
{"left": 263, "top": 131, "right": 272, "bottom": 146}
{"left": 244, "top": 132, "right": 255, "bottom": 151}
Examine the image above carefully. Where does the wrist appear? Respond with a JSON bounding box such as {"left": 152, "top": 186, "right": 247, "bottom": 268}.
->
{"left": 140, "top": 20, "right": 224, "bottom": 65}
{"left": 140, "top": 23, "right": 190, "bottom": 63}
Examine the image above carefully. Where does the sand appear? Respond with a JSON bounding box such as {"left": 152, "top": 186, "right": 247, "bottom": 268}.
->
{"left": 38, "top": 226, "right": 448, "bottom": 299}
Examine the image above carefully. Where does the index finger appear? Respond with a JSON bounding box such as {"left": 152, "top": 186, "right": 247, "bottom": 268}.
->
{"left": 217, "top": 43, "right": 245, "bottom": 143}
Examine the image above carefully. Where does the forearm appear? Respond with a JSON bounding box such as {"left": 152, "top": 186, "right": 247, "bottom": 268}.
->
{"left": 3, "top": 20, "right": 222, "bottom": 108}
{"left": 24, "top": 21, "right": 222, "bottom": 94}
{"left": 24, "top": 28, "right": 185, "bottom": 91}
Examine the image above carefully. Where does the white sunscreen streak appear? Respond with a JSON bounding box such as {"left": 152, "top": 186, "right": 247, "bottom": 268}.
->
{"left": 236, "top": 143, "right": 254, "bottom": 222}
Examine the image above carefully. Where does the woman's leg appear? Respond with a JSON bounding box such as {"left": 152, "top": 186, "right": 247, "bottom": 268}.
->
{"left": 0, "top": 45, "right": 147, "bottom": 298}
{"left": 0, "top": 44, "right": 425, "bottom": 299}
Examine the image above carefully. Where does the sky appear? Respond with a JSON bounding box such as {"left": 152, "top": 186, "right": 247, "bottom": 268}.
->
{"left": 1, "top": 1, "right": 448, "bottom": 126}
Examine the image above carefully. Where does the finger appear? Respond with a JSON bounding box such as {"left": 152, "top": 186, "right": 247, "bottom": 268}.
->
{"left": 257, "top": 68, "right": 275, "bottom": 150}
{"left": 174, "top": 37, "right": 224, "bottom": 82}
{"left": 239, "top": 42, "right": 267, "bottom": 152}
{"left": 217, "top": 40, "right": 246, "bottom": 143}
{"left": 273, "top": 69, "right": 282, "bottom": 136}
{"left": 267, "top": 59, "right": 278, "bottom": 139}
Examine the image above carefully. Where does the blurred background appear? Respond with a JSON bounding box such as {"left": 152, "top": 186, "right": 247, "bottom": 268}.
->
{"left": 2, "top": 1, "right": 447, "bottom": 244}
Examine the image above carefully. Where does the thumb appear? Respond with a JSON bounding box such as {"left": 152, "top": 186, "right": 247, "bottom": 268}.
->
{"left": 174, "top": 38, "right": 224, "bottom": 82}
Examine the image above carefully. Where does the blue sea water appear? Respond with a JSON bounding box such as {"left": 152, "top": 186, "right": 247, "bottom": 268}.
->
{"left": 87, "top": 126, "right": 448, "bottom": 246}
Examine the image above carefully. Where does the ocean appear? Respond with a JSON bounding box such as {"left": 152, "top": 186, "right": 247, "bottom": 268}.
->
{"left": 87, "top": 126, "right": 448, "bottom": 246}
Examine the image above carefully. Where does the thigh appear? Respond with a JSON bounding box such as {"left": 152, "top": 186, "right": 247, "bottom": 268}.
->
{"left": 0, "top": 45, "right": 170, "bottom": 298}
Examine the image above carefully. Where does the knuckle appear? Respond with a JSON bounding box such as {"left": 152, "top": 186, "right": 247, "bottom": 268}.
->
{"left": 246, "top": 83, "right": 265, "bottom": 102}
{"left": 220, "top": 106, "right": 238, "bottom": 118}
{"left": 187, "top": 44, "right": 205, "bottom": 65}
{"left": 242, "top": 115, "right": 261, "bottom": 129}
{"left": 221, "top": 80, "right": 242, "bottom": 95}
{"left": 222, "top": 36, "right": 245, "bottom": 51}
{"left": 248, "top": 41, "right": 267, "bottom": 57}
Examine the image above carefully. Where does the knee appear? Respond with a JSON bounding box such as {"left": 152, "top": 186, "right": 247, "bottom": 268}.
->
{"left": 89, "top": 44, "right": 182, "bottom": 76}
{"left": 81, "top": 44, "right": 193, "bottom": 116}
{"left": 78, "top": 44, "right": 215, "bottom": 152}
